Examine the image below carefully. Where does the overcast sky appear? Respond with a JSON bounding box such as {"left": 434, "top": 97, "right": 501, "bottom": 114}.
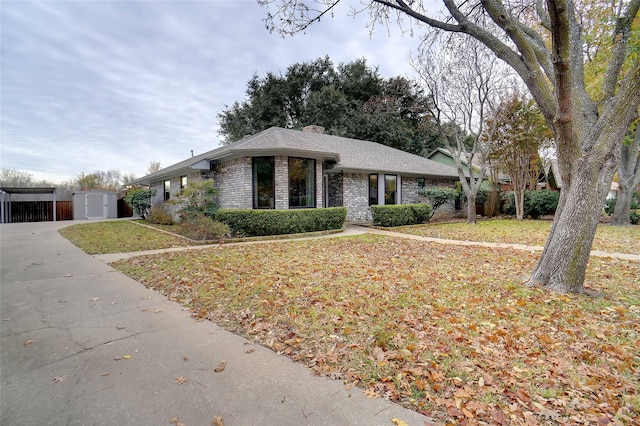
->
{"left": 1, "top": 0, "right": 425, "bottom": 183}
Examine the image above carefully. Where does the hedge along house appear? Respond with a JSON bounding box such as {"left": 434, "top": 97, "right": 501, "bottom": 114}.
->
{"left": 133, "top": 126, "right": 459, "bottom": 222}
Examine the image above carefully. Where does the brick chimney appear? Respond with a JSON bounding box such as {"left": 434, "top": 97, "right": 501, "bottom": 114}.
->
{"left": 302, "top": 125, "right": 325, "bottom": 134}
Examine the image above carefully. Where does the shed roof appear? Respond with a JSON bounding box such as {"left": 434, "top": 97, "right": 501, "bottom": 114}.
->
{"left": 0, "top": 187, "right": 57, "bottom": 194}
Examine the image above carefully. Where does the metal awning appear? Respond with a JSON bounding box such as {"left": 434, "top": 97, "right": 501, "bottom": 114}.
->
{"left": 0, "top": 187, "right": 58, "bottom": 223}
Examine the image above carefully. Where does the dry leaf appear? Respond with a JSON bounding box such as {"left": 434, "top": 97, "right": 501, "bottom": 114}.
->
{"left": 100, "top": 372, "right": 110, "bottom": 376}
{"left": 170, "top": 416, "right": 179, "bottom": 424}
{"left": 24, "top": 340, "right": 35, "bottom": 347}
{"left": 90, "top": 297, "right": 100, "bottom": 302}
{"left": 210, "top": 416, "right": 224, "bottom": 426}
{"left": 175, "top": 375, "right": 189, "bottom": 385}
{"left": 363, "top": 388, "right": 380, "bottom": 399}
{"left": 245, "top": 348, "right": 255, "bottom": 353}
{"left": 52, "top": 375, "right": 67, "bottom": 383}
{"left": 391, "top": 419, "right": 408, "bottom": 426}
{"left": 373, "top": 347, "right": 385, "bottom": 362}
{"left": 214, "top": 361, "right": 227, "bottom": 372}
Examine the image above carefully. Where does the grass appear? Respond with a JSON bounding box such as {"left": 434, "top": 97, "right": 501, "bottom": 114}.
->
{"left": 393, "top": 218, "right": 640, "bottom": 254}
{"left": 61, "top": 219, "right": 640, "bottom": 424}
{"left": 59, "top": 220, "right": 190, "bottom": 254}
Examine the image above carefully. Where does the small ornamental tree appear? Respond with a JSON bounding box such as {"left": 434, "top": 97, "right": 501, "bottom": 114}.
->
{"left": 124, "top": 188, "right": 156, "bottom": 219}
{"left": 176, "top": 180, "right": 218, "bottom": 220}
{"left": 419, "top": 187, "right": 457, "bottom": 219}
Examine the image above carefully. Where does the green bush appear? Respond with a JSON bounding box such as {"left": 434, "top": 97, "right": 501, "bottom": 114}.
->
{"left": 502, "top": 190, "right": 559, "bottom": 219}
{"left": 418, "top": 187, "right": 457, "bottom": 219}
{"left": 124, "top": 188, "right": 156, "bottom": 219}
{"left": 215, "top": 207, "right": 347, "bottom": 237}
{"left": 148, "top": 205, "right": 173, "bottom": 225}
{"left": 604, "top": 192, "right": 640, "bottom": 216}
{"left": 178, "top": 214, "right": 230, "bottom": 240}
{"left": 370, "top": 204, "right": 433, "bottom": 227}
{"left": 630, "top": 209, "right": 640, "bottom": 225}
{"left": 526, "top": 190, "right": 560, "bottom": 219}
{"left": 176, "top": 180, "right": 218, "bottom": 220}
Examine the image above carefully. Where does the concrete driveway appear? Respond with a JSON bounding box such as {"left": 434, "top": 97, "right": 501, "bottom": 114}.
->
{"left": 0, "top": 221, "right": 433, "bottom": 426}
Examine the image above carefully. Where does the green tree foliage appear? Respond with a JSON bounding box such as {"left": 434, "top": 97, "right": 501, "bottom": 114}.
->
{"left": 418, "top": 187, "right": 458, "bottom": 219}
{"left": 124, "top": 188, "right": 156, "bottom": 219}
{"left": 175, "top": 180, "right": 218, "bottom": 220}
{"left": 218, "top": 57, "right": 444, "bottom": 155}
{"left": 488, "top": 93, "right": 552, "bottom": 220}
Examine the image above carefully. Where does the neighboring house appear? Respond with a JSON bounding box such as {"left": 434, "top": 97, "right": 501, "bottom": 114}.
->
{"left": 427, "top": 147, "right": 512, "bottom": 189}
{"left": 132, "top": 126, "right": 459, "bottom": 221}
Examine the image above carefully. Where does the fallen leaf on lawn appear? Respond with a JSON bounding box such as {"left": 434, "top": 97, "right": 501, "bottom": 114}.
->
{"left": 24, "top": 340, "right": 35, "bottom": 347}
{"left": 90, "top": 297, "right": 100, "bottom": 302}
{"left": 363, "top": 388, "right": 380, "bottom": 399}
{"left": 214, "top": 361, "right": 227, "bottom": 372}
{"left": 391, "top": 419, "right": 408, "bottom": 426}
{"left": 478, "top": 376, "right": 485, "bottom": 387}
{"left": 210, "top": 416, "right": 224, "bottom": 426}
{"left": 52, "top": 375, "right": 67, "bottom": 383}
{"left": 175, "top": 375, "right": 189, "bottom": 384}
{"left": 373, "top": 346, "right": 385, "bottom": 362}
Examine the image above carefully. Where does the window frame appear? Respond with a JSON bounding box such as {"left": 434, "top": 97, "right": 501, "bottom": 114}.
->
{"left": 369, "top": 174, "right": 379, "bottom": 206}
{"left": 384, "top": 174, "right": 397, "bottom": 205}
{"left": 288, "top": 157, "right": 316, "bottom": 209}
{"left": 164, "top": 180, "right": 171, "bottom": 201}
{"left": 252, "top": 156, "right": 275, "bottom": 209}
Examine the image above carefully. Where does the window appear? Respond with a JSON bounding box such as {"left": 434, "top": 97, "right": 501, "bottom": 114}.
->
{"left": 369, "top": 174, "right": 379, "bottom": 205}
{"left": 289, "top": 157, "right": 315, "bottom": 208}
{"left": 164, "top": 180, "right": 171, "bottom": 201}
{"left": 253, "top": 157, "right": 275, "bottom": 209}
{"left": 385, "top": 175, "right": 397, "bottom": 205}
{"left": 180, "top": 176, "right": 187, "bottom": 191}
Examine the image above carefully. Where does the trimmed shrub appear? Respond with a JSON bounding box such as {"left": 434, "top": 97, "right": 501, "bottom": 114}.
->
{"left": 178, "top": 214, "right": 230, "bottom": 240}
{"left": 148, "top": 205, "right": 173, "bottom": 225}
{"left": 502, "top": 190, "right": 559, "bottom": 219}
{"left": 370, "top": 204, "right": 433, "bottom": 227}
{"left": 216, "top": 207, "right": 347, "bottom": 237}
{"left": 631, "top": 209, "right": 640, "bottom": 225}
{"left": 526, "top": 190, "right": 560, "bottom": 219}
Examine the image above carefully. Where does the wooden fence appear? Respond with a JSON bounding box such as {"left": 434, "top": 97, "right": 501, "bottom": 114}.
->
{"left": 10, "top": 201, "right": 73, "bottom": 222}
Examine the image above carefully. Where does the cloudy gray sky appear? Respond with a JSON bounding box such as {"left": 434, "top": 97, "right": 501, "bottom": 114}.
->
{"left": 1, "top": 0, "right": 424, "bottom": 183}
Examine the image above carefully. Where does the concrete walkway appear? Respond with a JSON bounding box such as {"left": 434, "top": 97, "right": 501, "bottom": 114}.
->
{"left": 95, "top": 223, "right": 640, "bottom": 263}
{"left": 1, "top": 221, "right": 434, "bottom": 426}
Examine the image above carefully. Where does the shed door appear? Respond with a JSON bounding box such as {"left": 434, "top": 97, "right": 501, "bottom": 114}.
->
{"left": 86, "top": 194, "right": 107, "bottom": 219}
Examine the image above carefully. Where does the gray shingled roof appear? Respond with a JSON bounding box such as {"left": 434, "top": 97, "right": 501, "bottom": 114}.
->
{"left": 133, "top": 127, "right": 458, "bottom": 185}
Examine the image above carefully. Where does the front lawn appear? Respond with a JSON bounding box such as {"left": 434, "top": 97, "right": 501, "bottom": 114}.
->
{"left": 112, "top": 234, "right": 640, "bottom": 425}
{"left": 393, "top": 219, "right": 640, "bottom": 255}
{"left": 59, "top": 220, "right": 190, "bottom": 254}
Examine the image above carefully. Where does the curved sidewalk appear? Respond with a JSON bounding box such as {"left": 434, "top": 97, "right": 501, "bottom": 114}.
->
{"left": 1, "top": 221, "right": 433, "bottom": 426}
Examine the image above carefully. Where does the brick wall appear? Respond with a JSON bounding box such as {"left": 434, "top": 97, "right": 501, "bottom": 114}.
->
{"left": 343, "top": 172, "right": 371, "bottom": 221}
{"left": 214, "top": 157, "right": 252, "bottom": 209}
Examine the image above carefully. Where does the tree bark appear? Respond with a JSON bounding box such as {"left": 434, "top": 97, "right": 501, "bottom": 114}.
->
{"left": 466, "top": 194, "right": 477, "bottom": 224}
{"left": 526, "top": 136, "right": 620, "bottom": 293}
{"left": 610, "top": 129, "right": 640, "bottom": 226}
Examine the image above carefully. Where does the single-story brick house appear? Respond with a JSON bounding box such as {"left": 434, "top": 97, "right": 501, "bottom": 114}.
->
{"left": 133, "top": 126, "right": 459, "bottom": 221}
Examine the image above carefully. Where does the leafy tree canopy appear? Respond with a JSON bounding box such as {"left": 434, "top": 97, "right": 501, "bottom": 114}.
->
{"left": 217, "top": 56, "right": 446, "bottom": 155}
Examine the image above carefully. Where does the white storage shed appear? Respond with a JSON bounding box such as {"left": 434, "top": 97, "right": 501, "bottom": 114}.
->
{"left": 73, "top": 190, "right": 118, "bottom": 220}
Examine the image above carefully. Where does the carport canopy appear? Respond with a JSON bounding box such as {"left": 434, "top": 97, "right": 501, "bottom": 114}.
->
{"left": 0, "top": 187, "right": 58, "bottom": 223}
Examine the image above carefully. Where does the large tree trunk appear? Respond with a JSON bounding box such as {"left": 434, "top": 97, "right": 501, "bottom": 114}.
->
{"left": 610, "top": 130, "right": 640, "bottom": 226}
{"left": 611, "top": 184, "right": 634, "bottom": 225}
{"left": 466, "top": 194, "right": 477, "bottom": 224}
{"left": 526, "top": 145, "right": 619, "bottom": 293}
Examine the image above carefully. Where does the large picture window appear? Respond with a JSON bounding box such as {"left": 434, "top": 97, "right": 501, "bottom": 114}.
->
{"left": 369, "top": 174, "right": 379, "bottom": 206}
{"left": 289, "top": 157, "right": 315, "bottom": 208}
{"left": 253, "top": 157, "right": 275, "bottom": 209}
{"left": 385, "top": 174, "right": 397, "bottom": 205}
